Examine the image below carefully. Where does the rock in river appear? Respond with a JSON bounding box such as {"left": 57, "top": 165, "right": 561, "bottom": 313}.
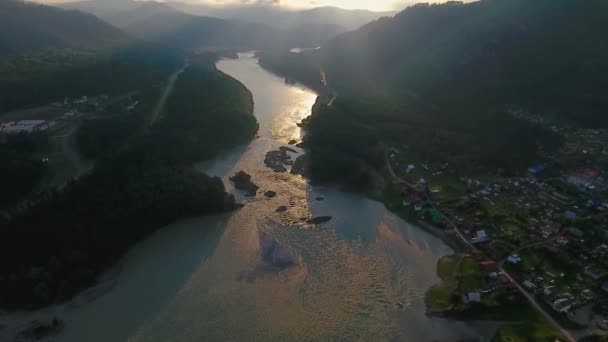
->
{"left": 279, "top": 146, "right": 298, "bottom": 153}
{"left": 229, "top": 171, "right": 259, "bottom": 196}
{"left": 259, "top": 232, "right": 298, "bottom": 268}
{"left": 264, "top": 147, "right": 297, "bottom": 172}
{"left": 290, "top": 155, "right": 307, "bottom": 176}
{"left": 306, "top": 216, "right": 333, "bottom": 224}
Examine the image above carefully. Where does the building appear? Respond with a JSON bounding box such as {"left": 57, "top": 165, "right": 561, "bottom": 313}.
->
{"left": 471, "top": 230, "right": 490, "bottom": 244}
{"left": 523, "top": 280, "right": 537, "bottom": 290}
{"left": 507, "top": 255, "right": 522, "bottom": 265}
{"left": 73, "top": 96, "right": 88, "bottom": 104}
{"left": 0, "top": 120, "right": 53, "bottom": 134}
{"left": 465, "top": 292, "right": 481, "bottom": 303}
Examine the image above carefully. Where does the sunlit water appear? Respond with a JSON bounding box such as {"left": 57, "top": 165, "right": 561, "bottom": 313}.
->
{"left": 1, "top": 53, "right": 486, "bottom": 341}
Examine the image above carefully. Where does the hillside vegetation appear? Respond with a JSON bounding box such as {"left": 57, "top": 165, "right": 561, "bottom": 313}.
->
{"left": 0, "top": 56, "right": 258, "bottom": 310}
{"left": 260, "top": 0, "right": 608, "bottom": 186}
{"left": 0, "top": 0, "right": 130, "bottom": 55}
{"left": 65, "top": 0, "right": 391, "bottom": 49}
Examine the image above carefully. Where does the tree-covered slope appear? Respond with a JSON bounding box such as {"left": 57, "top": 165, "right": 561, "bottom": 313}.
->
{"left": 0, "top": 56, "right": 258, "bottom": 310}
{"left": 320, "top": 0, "right": 608, "bottom": 126}
{"left": 0, "top": 0, "right": 130, "bottom": 55}
{"left": 261, "top": 0, "right": 608, "bottom": 186}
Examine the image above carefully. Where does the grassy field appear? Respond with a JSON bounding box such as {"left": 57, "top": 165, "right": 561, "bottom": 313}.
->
{"left": 492, "top": 321, "right": 563, "bottom": 342}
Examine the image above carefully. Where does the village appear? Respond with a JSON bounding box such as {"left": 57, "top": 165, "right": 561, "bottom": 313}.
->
{"left": 0, "top": 92, "right": 143, "bottom": 214}
{"left": 385, "top": 121, "right": 608, "bottom": 337}
{"left": 0, "top": 93, "right": 142, "bottom": 135}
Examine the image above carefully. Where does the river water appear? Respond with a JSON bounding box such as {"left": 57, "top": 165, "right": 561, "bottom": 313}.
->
{"left": 2, "top": 53, "right": 485, "bottom": 341}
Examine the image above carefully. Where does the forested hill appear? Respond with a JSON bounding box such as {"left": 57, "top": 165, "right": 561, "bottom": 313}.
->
{"left": 319, "top": 0, "right": 608, "bottom": 127}
{"left": 259, "top": 0, "right": 608, "bottom": 185}
{"left": 62, "top": 1, "right": 392, "bottom": 49}
{"left": 0, "top": 0, "right": 131, "bottom": 55}
{"left": 0, "top": 55, "right": 258, "bottom": 310}
{"left": 118, "top": 2, "right": 274, "bottom": 50}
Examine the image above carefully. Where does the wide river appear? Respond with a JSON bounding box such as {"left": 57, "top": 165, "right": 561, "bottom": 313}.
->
{"left": 2, "top": 53, "right": 486, "bottom": 341}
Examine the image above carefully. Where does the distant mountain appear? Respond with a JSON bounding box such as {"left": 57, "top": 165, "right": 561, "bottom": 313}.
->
{"left": 168, "top": 3, "right": 393, "bottom": 31}
{"left": 0, "top": 0, "right": 130, "bottom": 55}
{"left": 109, "top": 2, "right": 274, "bottom": 50}
{"left": 60, "top": 0, "right": 393, "bottom": 48}
{"left": 286, "top": 6, "right": 395, "bottom": 31}
{"left": 260, "top": 0, "right": 608, "bottom": 183}
{"left": 168, "top": 3, "right": 393, "bottom": 46}
{"left": 317, "top": 0, "right": 608, "bottom": 126}
{"left": 59, "top": 0, "right": 140, "bottom": 18}
{"left": 85, "top": 0, "right": 174, "bottom": 28}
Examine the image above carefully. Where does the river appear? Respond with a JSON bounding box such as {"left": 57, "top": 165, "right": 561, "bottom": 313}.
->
{"left": 1, "top": 53, "right": 487, "bottom": 341}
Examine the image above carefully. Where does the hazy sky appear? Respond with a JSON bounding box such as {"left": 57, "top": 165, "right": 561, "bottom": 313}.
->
{"left": 35, "top": 0, "right": 468, "bottom": 11}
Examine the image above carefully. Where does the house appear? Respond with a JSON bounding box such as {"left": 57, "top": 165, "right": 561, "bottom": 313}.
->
{"left": 126, "top": 101, "right": 139, "bottom": 112}
{"left": 63, "top": 111, "right": 76, "bottom": 118}
{"left": 507, "top": 255, "right": 522, "bottom": 265}
{"left": 480, "top": 260, "right": 497, "bottom": 271}
{"left": 584, "top": 169, "right": 601, "bottom": 179}
{"left": 528, "top": 165, "right": 545, "bottom": 175}
{"left": 585, "top": 266, "right": 607, "bottom": 281}
{"left": 0, "top": 120, "right": 52, "bottom": 134}
{"left": 564, "top": 210, "right": 577, "bottom": 219}
{"left": 524, "top": 280, "right": 537, "bottom": 290}
{"left": 73, "top": 96, "right": 88, "bottom": 104}
{"left": 426, "top": 208, "right": 444, "bottom": 224}
{"left": 544, "top": 285, "right": 558, "bottom": 297}
{"left": 465, "top": 292, "right": 481, "bottom": 303}
{"left": 566, "top": 227, "right": 584, "bottom": 238}
{"left": 567, "top": 174, "right": 592, "bottom": 188}
{"left": 553, "top": 297, "right": 576, "bottom": 313}
{"left": 581, "top": 289, "right": 595, "bottom": 300}
{"left": 472, "top": 230, "right": 490, "bottom": 244}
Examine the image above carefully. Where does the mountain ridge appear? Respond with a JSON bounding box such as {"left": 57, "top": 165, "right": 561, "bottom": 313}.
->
{"left": 0, "top": 0, "right": 131, "bottom": 55}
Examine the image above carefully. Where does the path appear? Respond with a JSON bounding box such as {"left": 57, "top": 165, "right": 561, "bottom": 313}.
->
{"left": 384, "top": 150, "right": 576, "bottom": 342}
{"left": 61, "top": 124, "right": 91, "bottom": 180}
{"left": 320, "top": 69, "right": 338, "bottom": 107}
{"left": 149, "top": 62, "right": 189, "bottom": 125}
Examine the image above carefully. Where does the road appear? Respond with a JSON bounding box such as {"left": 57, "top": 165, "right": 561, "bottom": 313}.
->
{"left": 61, "top": 124, "right": 91, "bottom": 180}
{"left": 320, "top": 69, "right": 338, "bottom": 107}
{"left": 149, "top": 62, "right": 189, "bottom": 125}
{"left": 384, "top": 150, "right": 576, "bottom": 342}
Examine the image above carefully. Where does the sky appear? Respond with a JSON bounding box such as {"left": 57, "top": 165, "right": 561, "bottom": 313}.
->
{"left": 197, "top": 0, "right": 425, "bottom": 11}
{"left": 35, "top": 0, "right": 467, "bottom": 12}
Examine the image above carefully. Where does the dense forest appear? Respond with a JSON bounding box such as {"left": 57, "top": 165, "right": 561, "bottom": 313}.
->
{"left": 0, "top": 133, "right": 50, "bottom": 208}
{"left": 260, "top": 0, "right": 608, "bottom": 186}
{"left": 76, "top": 87, "right": 161, "bottom": 160}
{"left": 66, "top": 0, "right": 390, "bottom": 51}
{"left": 0, "top": 56, "right": 258, "bottom": 310}
{"left": 0, "top": 44, "right": 181, "bottom": 113}
{"left": 0, "top": 0, "right": 130, "bottom": 55}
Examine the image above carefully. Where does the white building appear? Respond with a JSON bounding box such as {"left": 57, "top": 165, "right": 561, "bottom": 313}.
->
{"left": 0, "top": 120, "right": 53, "bottom": 134}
